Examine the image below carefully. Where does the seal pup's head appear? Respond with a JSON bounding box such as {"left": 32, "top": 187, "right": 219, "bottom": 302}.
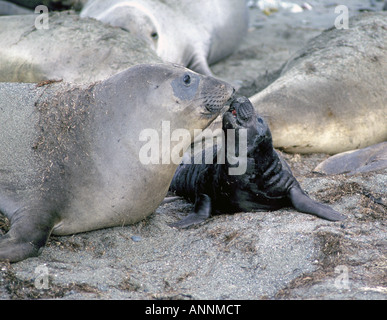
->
{"left": 223, "top": 96, "right": 272, "bottom": 157}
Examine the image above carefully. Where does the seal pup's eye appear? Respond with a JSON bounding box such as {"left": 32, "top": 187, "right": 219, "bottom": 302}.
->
{"left": 183, "top": 74, "right": 191, "bottom": 86}
{"left": 151, "top": 32, "right": 159, "bottom": 40}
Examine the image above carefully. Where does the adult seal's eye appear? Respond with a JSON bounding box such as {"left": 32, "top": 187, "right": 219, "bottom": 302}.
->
{"left": 183, "top": 74, "right": 191, "bottom": 86}
{"left": 171, "top": 72, "right": 199, "bottom": 100}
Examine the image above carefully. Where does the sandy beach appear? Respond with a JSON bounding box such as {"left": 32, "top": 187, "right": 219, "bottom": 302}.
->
{"left": 1, "top": 0, "right": 386, "bottom": 300}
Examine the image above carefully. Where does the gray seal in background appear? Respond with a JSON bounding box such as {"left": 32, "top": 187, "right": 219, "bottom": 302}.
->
{"left": 314, "top": 142, "right": 387, "bottom": 176}
{"left": 0, "top": 12, "right": 161, "bottom": 83}
{"left": 80, "top": 0, "right": 249, "bottom": 75}
{"left": 250, "top": 12, "right": 387, "bottom": 154}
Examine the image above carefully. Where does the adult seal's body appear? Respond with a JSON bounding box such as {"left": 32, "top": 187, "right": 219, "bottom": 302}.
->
{"left": 250, "top": 12, "right": 387, "bottom": 154}
{"left": 0, "top": 63, "right": 234, "bottom": 262}
{"left": 169, "top": 97, "right": 345, "bottom": 229}
{"left": 0, "top": 13, "right": 160, "bottom": 83}
{"left": 80, "top": 0, "right": 249, "bottom": 75}
{"left": 0, "top": 0, "right": 84, "bottom": 12}
{"left": 0, "top": 0, "right": 33, "bottom": 15}
{"left": 314, "top": 142, "right": 387, "bottom": 176}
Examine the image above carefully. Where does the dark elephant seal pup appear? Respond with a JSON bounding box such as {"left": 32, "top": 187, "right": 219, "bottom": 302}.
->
{"left": 0, "top": 63, "right": 234, "bottom": 262}
{"left": 80, "top": 0, "right": 249, "bottom": 75}
{"left": 169, "top": 97, "right": 345, "bottom": 229}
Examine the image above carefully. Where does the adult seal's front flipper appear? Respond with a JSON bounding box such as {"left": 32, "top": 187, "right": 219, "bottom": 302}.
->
{"left": 289, "top": 187, "right": 346, "bottom": 221}
{"left": 0, "top": 206, "right": 56, "bottom": 263}
{"left": 169, "top": 194, "right": 212, "bottom": 229}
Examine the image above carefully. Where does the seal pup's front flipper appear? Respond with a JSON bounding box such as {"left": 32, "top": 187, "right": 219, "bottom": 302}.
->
{"left": 169, "top": 194, "right": 211, "bottom": 229}
{"left": 289, "top": 187, "right": 346, "bottom": 221}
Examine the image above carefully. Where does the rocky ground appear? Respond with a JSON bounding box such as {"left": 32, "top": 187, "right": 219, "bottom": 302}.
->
{"left": 0, "top": 0, "right": 386, "bottom": 300}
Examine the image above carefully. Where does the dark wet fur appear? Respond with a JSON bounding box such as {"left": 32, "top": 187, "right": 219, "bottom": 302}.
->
{"left": 169, "top": 97, "right": 346, "bottom": 228}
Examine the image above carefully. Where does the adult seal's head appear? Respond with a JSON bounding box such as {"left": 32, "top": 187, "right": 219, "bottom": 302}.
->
{"left": 0, "top": 63, "right": 234, "bottom": 262}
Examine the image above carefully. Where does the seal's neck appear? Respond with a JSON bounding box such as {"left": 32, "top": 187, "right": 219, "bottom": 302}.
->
{"left": 252, "top": 136, "right": 280, "bottom": 175}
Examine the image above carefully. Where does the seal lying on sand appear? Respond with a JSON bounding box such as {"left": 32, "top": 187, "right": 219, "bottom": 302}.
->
{"left": 314, "top": 142, "right": 387, "bottom": 176}
{"left": 0, "top": 13, "right": 160, "bottom": 83}
{"left": 80, "top": 0, "right": 249, "bottom": 75}
{"left": 0, "top": 63, "right": 234, "bottom": 262}
{"left": 0, "top": 0, "right": 84, "bottom": 12}
{"left": 169, "top": 97, "right": 345, "bottom": 229}
{"left": 0, "top": 0, "right": 33, "bottom": 15}
{"left": 249, "top": 12, "right": 387, "bottom": 154}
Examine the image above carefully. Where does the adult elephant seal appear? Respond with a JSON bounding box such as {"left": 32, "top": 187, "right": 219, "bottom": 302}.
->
{"left": 0, "top": 0, "right": 33, "bottom": 15}
{"left": 314, "top": 142, "right": 387, "bottom": 176}
{"left": 0, "top": 12, "right": 160, "bottom": 83}
{"left": 0, "top": 63, "right": 234, "bottom": 262}
{"left": 0, "top": 0, "right": 84, "bottom": 11}
{"left": 169, "top": 97, "right": 345, "bottom": 229}
{"left": 80, "top": 0, "right": 249, "bottom": 75}
{"left": 250, "top": 12, "right": 387, "bottom": 154}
